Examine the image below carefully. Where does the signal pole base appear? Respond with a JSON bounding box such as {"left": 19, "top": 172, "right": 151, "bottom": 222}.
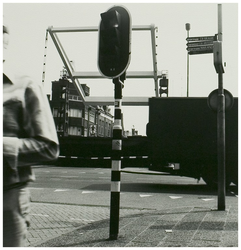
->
{"left": 108, "top": 235, "right": 118, "bottom": 241}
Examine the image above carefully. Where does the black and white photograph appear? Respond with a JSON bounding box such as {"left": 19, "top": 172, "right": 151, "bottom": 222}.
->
{"left": 3, "top": 1, "right": 238, "bottom": 247}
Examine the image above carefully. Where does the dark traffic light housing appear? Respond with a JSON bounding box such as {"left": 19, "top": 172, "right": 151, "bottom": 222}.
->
{"left": 159, "top": 76, "right": 169, "bottom": 97}
{"left": 98, "top": 6, "right": 131, "bottom": 78}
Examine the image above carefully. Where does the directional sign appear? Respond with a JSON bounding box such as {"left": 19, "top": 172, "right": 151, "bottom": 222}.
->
{"left": 186, "top": 35, "right": 216, "bottom": 55}
{"left": 186, "top": 36, "right": 215, "bottom": 42}
{"left": 187, "top": 41, "right": 214, "bottom": 47}
{"left": 188, "top": 50, "right": 213, "bottom": 55}
{"left": 187, "top": 45, "right": 213, "bottom": 52}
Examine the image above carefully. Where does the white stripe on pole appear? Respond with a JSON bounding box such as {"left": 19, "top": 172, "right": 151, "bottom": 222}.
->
{"left": 111, "top": 182, "right": 121, "bottom": 192}
{"left": 111, "top": 160, "right": 121, "bottom": 171}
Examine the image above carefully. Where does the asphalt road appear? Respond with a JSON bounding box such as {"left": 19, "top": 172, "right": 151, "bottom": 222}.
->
{"left": 29, "top": 165, "right": 238, "bottom": 211}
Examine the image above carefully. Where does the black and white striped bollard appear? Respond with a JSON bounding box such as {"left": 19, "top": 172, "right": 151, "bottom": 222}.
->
{"left": 109, "top": 77, "right": 124, "bottom": 240}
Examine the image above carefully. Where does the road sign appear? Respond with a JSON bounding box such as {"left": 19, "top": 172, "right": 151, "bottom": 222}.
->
{"left": 186, "top": 36, "right": 215, "bottom": 42}
{"left": 187, "top": 45, "right": 213, "bottom": 52}
{"left": 188, "top": 50, "right": 213, "bottom": 55}
{"left": 208, "top": 89, "right": 234, "bottom": 112}
{"left": 186, "top": 35, "right": 215, "bottom": 55}
{"left": 187, "top": 41, "right": 214, "bottom": 47}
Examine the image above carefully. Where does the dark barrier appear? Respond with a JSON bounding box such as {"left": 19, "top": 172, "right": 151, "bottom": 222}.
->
{"left": 147, "top": 97, "right": 238, "bottom": 186}
{"left": 56, "top": 136, "right": 149, "bottom": 168}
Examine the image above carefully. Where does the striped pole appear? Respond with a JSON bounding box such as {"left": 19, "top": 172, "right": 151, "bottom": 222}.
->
{"left": 109, "top": 77, "right": 123, "bottom": 240}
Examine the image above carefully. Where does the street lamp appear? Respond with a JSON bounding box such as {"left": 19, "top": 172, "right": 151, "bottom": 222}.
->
{"left": 185, "top": 23, "right": 190, "bottom": 97}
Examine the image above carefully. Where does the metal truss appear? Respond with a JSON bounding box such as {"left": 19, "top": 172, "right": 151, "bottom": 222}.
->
{"left": 47, "top": 25, "right": 161, "bottom": 106}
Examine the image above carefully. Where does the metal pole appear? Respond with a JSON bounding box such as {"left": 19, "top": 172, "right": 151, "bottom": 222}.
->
{"left": 217, "top": 73, "right": 225, "bottom": 210}
{"left": 109, "top": 77, "right": 123, "bottom": 240}
{"left": 186, "top": 23, "right": 190, "bottom": 97}
{"left": 218, "top": 4, "right": 223, "bottom": 42}
{"left": 217, "top": 4, "right": 225, "bottom": 211}
{"left": 150, "top": 24, "right": 159, "bottom": 97}
{"left": 187, "top": 35, "right": 189, "bottom": 97}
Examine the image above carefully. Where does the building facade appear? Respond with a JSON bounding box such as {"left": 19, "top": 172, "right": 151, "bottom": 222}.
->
{"left": 49, "top": 77, "right": 114, "bottom": 137}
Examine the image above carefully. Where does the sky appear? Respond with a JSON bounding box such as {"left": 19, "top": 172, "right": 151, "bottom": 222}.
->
{"left": 2, "top": 1, "right": 239, "bottom": 135}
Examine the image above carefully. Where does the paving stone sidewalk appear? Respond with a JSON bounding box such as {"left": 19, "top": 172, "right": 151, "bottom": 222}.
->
{"left": 27, "top": 202, "right": 150, "bottom": 246}
{"left": 27, "top": 202, "right": 238, "bottom": 247}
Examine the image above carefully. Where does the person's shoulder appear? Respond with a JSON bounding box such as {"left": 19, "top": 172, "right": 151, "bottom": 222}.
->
{"left": 4, "top": 64, "right": 39, "bottom": 90}
{"left": 15, "top": 74, "right": 34, "bottom": 88}
{"left": 10, "top": 73, "right": 40, "bottom": 91}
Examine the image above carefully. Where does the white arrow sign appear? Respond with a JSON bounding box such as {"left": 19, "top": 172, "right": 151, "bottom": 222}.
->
{"left": 139, "top": 194, "right": 153, "bottom": 198}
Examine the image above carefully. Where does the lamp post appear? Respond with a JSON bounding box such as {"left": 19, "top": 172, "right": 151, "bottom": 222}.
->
{"left": 185, "top": 23, "right": 190, "bottom": 97}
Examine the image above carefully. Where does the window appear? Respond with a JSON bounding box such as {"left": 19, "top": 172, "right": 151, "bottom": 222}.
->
{"left": 89, "top": 113, "right": 95, "bottom": 123}
{"left": 53, "top": 108, "right": 58, "bottom": 117}
{"left": 85, "top": 110, "right": 89, "bottom": 119}
{"left": 69, "top": 95, "right": 81, "bottom": 101}
{"left": 69, "top": 108, "right": 82, "bottom": 118}
{"left": 68, "top": 126, "right": 82, "bottom": 136}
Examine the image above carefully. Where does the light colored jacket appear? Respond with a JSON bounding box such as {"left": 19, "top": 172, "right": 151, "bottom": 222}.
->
{"left": 3, "top": 73, "right": 59, "bottom": 189}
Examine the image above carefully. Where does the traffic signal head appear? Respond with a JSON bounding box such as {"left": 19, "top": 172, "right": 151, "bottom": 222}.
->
{"left": 98, "top": 6, "right": 131, "bottom": 78}
{"left": 159, "top": 77, "right": 169, "bottom": 97}
{"left": 159, "top": 77, "right": 168, "bottom": 88}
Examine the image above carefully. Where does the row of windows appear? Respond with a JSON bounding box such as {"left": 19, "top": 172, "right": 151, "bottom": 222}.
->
{"left": 53, "top": 107, "right": 113, "bottom": 137}
{"left": 68, "top": 125, "right": 112, "bottom": 137}
{"left": 53, "top": 108, "right": 113, "bottom": 123}
{"left": 53, "top": 108, "right": 82, "bottom": 118}
{"left": 69, "top": 108, "right": 82, "bottom": 118}
{"left": 69, "top": 94, "right": 82, "bottom": 101}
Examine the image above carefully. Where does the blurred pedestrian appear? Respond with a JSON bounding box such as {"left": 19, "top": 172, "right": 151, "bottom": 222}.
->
{"left": 3, "top": 20, "right": 59, "bottom": 247}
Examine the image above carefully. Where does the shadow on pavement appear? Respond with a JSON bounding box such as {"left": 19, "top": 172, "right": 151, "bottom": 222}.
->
{"left": 82, "top": 182, "right": 238, "bottom": 196}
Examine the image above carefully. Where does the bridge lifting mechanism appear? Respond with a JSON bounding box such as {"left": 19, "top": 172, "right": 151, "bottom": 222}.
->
{"left": 45, "top": 25, "right": 163, "bottom": 106}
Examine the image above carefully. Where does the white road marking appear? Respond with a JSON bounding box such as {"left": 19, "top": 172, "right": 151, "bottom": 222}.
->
{"left": 139, "top": 194, "right": 153, "bottom": 198}
{"left": 60, "top": 176, "right": 78, "bottom": 178}
{"left": 230, "top": 191, "right": 238, "bottom": 198}
{"left": 82, "top": 191, "right": 96, "bottom": 194}
{"left": 169, "top": 196, "right": 183, "bottom": 199}
{"left": 201, "top": 198, "right": 215, "bottom": 201}
{"left": 54, "top": 189, "right": 69, "bottom": 192}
